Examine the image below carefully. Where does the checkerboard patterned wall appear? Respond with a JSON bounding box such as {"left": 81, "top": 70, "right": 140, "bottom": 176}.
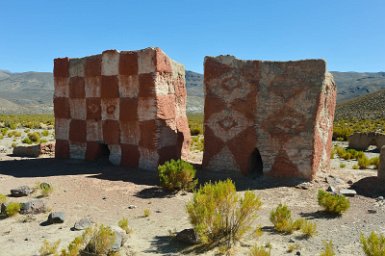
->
{"left": 54, "top": 48, "right": 191, "bottom": 170}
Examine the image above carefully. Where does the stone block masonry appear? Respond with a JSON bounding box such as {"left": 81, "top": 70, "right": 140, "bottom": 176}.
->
{"left": 202, "top": 56, "right": 336, "bottom": 180}
{"left": 54, "top": 47, "right": 191, "bottom": 171}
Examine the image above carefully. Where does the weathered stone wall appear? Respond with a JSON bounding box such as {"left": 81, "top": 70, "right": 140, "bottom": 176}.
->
{"left": 348, "top": 132, "right": 385, "bottom": 151}
{"left": 203, "top": 56, "right": 336, "bottom": 179}
{"left": 53, "top": 48, "right": 190, "bottom": 170}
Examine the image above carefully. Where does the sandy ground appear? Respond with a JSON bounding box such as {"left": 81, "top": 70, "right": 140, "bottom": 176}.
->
{"left": 1, "top": 141, "right": 385, "bottom": 256}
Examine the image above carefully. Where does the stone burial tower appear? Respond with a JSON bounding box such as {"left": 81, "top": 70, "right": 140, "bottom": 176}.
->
{"left": 203, "top": 56, "right": 336, "bottom": 180}
{"left": 53, "top": 47, "right": 191, "bottom": 171}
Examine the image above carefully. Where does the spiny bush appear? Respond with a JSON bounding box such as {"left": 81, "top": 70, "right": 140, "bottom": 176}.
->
{"left": 358, "top": 154, "right": 370, "bottom": 169}
{"left": 340, "top": 163, "right": 346, "bottom": 168}
{"left": 118, "top": 217, "right": 132, "bottom": 234}
{"left": 143, "top": 209, "right": 151, "bottom": 218}
{"left": 318, "top": 190, "right": 350, "bottom": 215}
{"left": 28, "top": 132, "right": 41, "bottom": 143}
{"left": 287, "top": 243, "right": 300, "bottom": 253}
{"left": 39, "top": 239, "right": 60, "bottom": 256}
{"left": 0, "top": 128, "right": 8, "bottom": 136}
{"left": 249, "top": 244, "right": 271, "bottom": 256}
{"left": 7, "top": 130, "right": 21, "bottom": 138}
{"left": 0, "top": 194, "right": 7, "bottom": 204}
{"left": 37, "top": 182, "right": 53, "bottom": 197}
{"left": 300, "top": 220, "right": 317, "bottom": 238}
{"left": 41, "top": 130, "right": 49, "bottom": 137}
{"left": 320, "top": 240, "right": 335, "bottom": 256}
{"left": 0, "top": 114, "right": 54, "bottom": 129}
{"left": 370, "top": 157, "right": 380, "bottom": 169}
{"left": 186, "top": 179, "right": 262, "bottom": 249}
{"left": 191, "top": 136, "right": 204, "bottom": 152}
{"left": 270, "top": 204, "right": 294, "bottom": 233}
{"left": 353, "top": 164, "right": 359, "bottom": 170}
{"left": 6, "top": 202, "right": 21, "bottom": 217}
{"left": 22, "top": 137, "right": 32, "bottom": 144}
{"left": 360, "top": 231, "right": 385, "bottom": 256}
{"left": 83, "top": 225, "right": 116, "bottom": 255}
{"left": 158, "top": 159, "right": 197, "bottom": 192}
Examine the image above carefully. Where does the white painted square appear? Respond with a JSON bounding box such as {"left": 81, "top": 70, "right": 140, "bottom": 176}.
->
{"left": 119, "top": 75, "right": 139, "bottom": 98}
{"left": 54, "top": 77, "right": 69, "bottom": 97}
{"left": 101, "top": 98, "right": 120, "bottom": 120}
{"left": 69, "top": 58, "right": 85, "bottom": 77}
{"left": 85, "top": 77, "right": 101, "bottom": 98}
{"left": 108, "top": 144, "right": 122, "bottom": 165}
{"left": 155, "top": 74, "right": 174, "bottom": 96}
{"left": 137, "top": 97, "right": 156, "bottom": 121}
{"left": 69, "top": 99, "right": 86, "bottom": 120}
{"left": 55, "top": 118, "right": 70, "bottom": 140}
{"left": 102, "top": 50, "right": 120, "bottom": 76}
{"left": 137, "top": 48, "right": 156, "bottom": 74}
{"left": 86, "top": 120, "right": 102, "bottom": 142}
{"left": 69, "top": 142, "right": 87, "bottom": 159}
{"left": 138, "top": 147, "right": 159, "bottom": 171}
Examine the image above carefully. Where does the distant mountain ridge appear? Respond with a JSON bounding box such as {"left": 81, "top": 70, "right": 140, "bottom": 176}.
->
{"left": 1, "top": 69, "right": 385, "bottom": 114}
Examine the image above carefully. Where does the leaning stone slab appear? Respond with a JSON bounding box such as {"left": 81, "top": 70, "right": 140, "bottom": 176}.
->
{"left": 20, "top": 200, "right": 46, "bottom": 214}
{"left": 13, "top": 143, "right": 55, "bottom": 157}
{"left": 47, "top": 212, "right": 65, "bottom": 224}
{"left": 10, "top": 186, "right": 33, "bottom": 197}
{"left": 340, "top": 189, "right": 357, "bottom": 197}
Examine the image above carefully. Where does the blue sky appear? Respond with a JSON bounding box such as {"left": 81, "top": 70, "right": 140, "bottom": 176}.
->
{"left": 1, "top": 0, "right": 384, "bottom": 73}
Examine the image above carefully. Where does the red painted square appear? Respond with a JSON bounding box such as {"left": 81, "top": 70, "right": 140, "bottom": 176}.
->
{"left": 86, "top": 98, "right": 101, "bottom": 120}
{"left": 69, "top": 120, "right": 86, "bottom": 142}
{"left": 102, "top": 120, "right": 120, "bottom": 144}
{"left": 138, "top": 73, "right": 156, "bottom": 97}
{"left": 156, "top": 95, "right": 176, "bottom": 119}
{"left": 54, "top": 58, "right": 69, "bottom": 78}
{"left": 155, "top": 49, "right": 172, "bottom": 73}
{"left": 85, "top": 55, "right": 102, "bottom": 77}
{"left": 85, "top": 142, "right": 104, "bottom": 161}
{"left": 139, "top": 120, "right": 157, "bottom": 149}
{"left": 101, "top": 76, "right": 119, "bottom": 98}
{"left": 120, "top": 98, "right": 138, "bottom": 121}
{"left": 55, "top": 140, "right": 70, "bottom": 159}
{"left": 54, "top": 97, "right": 70, "bottom": 119}
{"left": 120, "top": 144, "right": 139, "bottom": 167}
{"left": 69, "top": 77, "right": 85, "bottom": 98}
{"left": 119, "top": 51, "right": 138, "bottom": 75}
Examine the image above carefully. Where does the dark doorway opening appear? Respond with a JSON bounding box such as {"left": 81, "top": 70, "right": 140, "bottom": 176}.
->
{"left": 249, "top": 148, "right": 263, "bottom": 177}
{"left": 99, "top": 144, "right": 110, "bottom": 160}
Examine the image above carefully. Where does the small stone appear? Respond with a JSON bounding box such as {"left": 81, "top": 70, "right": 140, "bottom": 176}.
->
{"left": 340, "top": 189, "right": 357, "bottom": 197}
{"left": 110, "top": 226, "right": 127, "bottom": 251}
{"left": 368, "top": 209, "right": 377, "bottom": 214}
{"left": 102, "top": 196, "right": 107, "bottom": 200}
{"left": 347, "top": 180, "right": 354, "bottom": 185}
{"left": 48, "top": 212, "right": 65, "bottom": 224}
{"left": 326, "top": 185, "right": 336, "bottom": 193}
{"left": 20, "top": 200, "right": 46, "bottom": 214}
{"left": 10, "top": 186, "right": 33, "bottom": 197}
{"left": 128, "top": 205, "right": 137, "bottom": 209}
{"left": 73, "top": 218, "right": 93, "bottom": 230}
{"left": 376, "top": 196, "right": 384, "bottom": 201}
{"left": 296, "top": 251, "right": 301, "bottom": 256}
{"left": 176, "top": 228, "right": 200, "bottom": 245}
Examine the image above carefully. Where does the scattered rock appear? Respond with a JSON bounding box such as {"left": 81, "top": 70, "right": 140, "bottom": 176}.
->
{"left": 20, "top": 200, "right": 46, "bottom": 214}
{"left": 340, "top": 189, "right": 357, "bottom": 197}
{"left": 12, "top": 143, "right": 55, "bottom": 157}
{"left": 73, "top": 218, "right": 93, "bottom": 230}
{"left": 128, "top": 205, "right": 137, "bottom": 209}
{"left": 47, "top": 212, "right": 65, "bottom": 224}
{"left": 0, "top": 145, "right": 7, "bottom": 153}
{"left": 176, "top": 228, "right": 200, "bottom": 245}
{"left": 296, "top": 182, "right": 312, "bottom": 190}
{"left": 110, "top": 226, "right": 127, "bottom": 251}
{"left": 326, "top": 185, "right": 336, "bottom": 193}
{"left": 368, "top": 209, "right": 377, "bottom": 214}
{"left": 376, "top": 196, "right": 384, "bottom": 201}
{"left": 347, "top": 180, "right": 354, "bottom": 185}
{"left": 10, "top": 186, "right": 33, "bottom": 197}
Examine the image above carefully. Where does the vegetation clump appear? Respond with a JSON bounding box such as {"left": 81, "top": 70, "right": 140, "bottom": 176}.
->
{"left": 360, "top": 231, "right": 385, "bottom": 256}
{"left": 28, "top": 131, "right": 41, "bottom": 143}
{"left": 158, "top": 159, "right": 197, "bottom": 192}
{"left": 39, "top": 239, "right": 61, "bottom": 256}
{"left": 318, "top": 190, "right": 350, "bottom": 215}
{"left": 270, "top": 204, "right": 294, "bottom": 233}
{"left": 186, "top": 179, "right": 262, "bottom": 250}
{"left": 5, "top": 202, "right": 21, "bottom": 217}
{"left": 320, "top": 240, "right": 336, "bottom": 256}
{"left": 249, "top": 244, "right": 271, "bottom": 256}
{"left": 0, "top": 194, "right": 7, "bottom": 204}
{"left": 118, "top": 217, "right": 132, "bottom": 234}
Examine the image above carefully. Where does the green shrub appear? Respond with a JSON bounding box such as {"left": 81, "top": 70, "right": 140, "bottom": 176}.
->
{"left": 40, "top": 139, "right": 48, "bottom": 144}
{"left": 83, "top": 225, "right": 116, "bottom": 255}
{"left": 39, "top": 239, "right": 61, "bottom": 256}
{"left": 22, "top": 137, "right": 32, "bottom": 144}
{"left": 0, "top": 194, "right": 7, "bottom": 204}
{"left": 6, "top": 202, "right": 21, "bottom": 216}
{"left": 38, "top": 182, "right": 53, "bottom": 197}
{"left": 118, "top": 217, "right": 131, "bottom": 234}
{"left": 143, "top": 209, "right": 151, "bottom": 218}
{"left": 320, "top": 240, "right": 335, "bottom": 256}
{"left": 249, "top": 244, "right": 271, "bottom": 256}
{"left": 270, "top": 204, "right": 294, "bottom": 233}
{"left": 1, "top": 128, "right": 8, "bottom": 136}
{"left": 191, "top": 136, "right": 204, "bottom": 151}
{"left": 300, "top": 220, "right": 317, "bottom": 238}
{"left": 353, "top": 164, "right": 359, "bottom": 170}
{"left": 287, "top": 243, "right": 300, "bottom": 253}
{"left": 358, "top": 154, "right": 370, "bottom": 169}
{"left": 28, "top": 132, "right": 41, "bottom": 143}
{"left": 318, "top": 190, "right": 350, "bottom": 215}
{"left": 340, "top": 163, "right": 346, "bottom": 168}
{"left": 11, "top": 143, "right": 17, "bottom": 148}
{"left": 360, "top": 231, "right": 385, "bottom": 256}
{"left": 158, "top": 159, "right": 197, "bottom": 192}
{"left": 370, "top": 157, "right": 380, "bottom": 169}
{"left": 24, "top": 129, "right": 30, "bottom": 133}
{"left": 0, "top": 134, "right": 3, "bottom": 140}
{"left": 41, "top": 130, "right": 49, "bottom": 137}
{"left": 186, "top": 179, "right": 262, "bottom": 248}
{"left": 7, "top": 130, "right": 21, "bottom": 138}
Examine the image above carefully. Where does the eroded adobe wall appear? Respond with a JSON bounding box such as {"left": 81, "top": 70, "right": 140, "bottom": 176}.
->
{"left": 53, "top": 47, "right": 190, "bottom": 171}
{"left": 203, "top": 56, "right": 336, "bottom": 179}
